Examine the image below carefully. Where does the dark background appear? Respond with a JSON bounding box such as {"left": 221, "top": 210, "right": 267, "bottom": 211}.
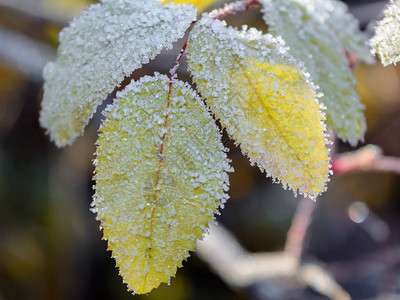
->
{"left": 1, "top": 0, "right": 400, "bottom": 299}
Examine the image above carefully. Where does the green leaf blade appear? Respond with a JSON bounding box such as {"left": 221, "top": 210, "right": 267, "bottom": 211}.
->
{"left": 40, "top": 0, "right": 196, "bottom": 147}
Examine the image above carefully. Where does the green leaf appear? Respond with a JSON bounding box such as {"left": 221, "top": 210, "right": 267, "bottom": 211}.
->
{"left": 93, "top": 74, "right": 231, "bottom": 294}
{"left": 260, "top": 0, "right": 367, "bottom": 146}
{"left": 370, "top": 0, "right": 400, "bottom": 66}
{"left": 312, "top": 0, "right": 374, "bottom": 64}
{"left": 187, "top": 17, "right": 330, "bottom": 198}
{"left": 40, "top": 0, "right": 196, "bottom": 147}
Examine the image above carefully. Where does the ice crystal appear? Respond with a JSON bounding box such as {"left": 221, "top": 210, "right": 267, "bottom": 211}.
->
{"left": 40, "top": 0, "right": 196, "bottom": 147}
{"left": 187, "top": 17, "right": 329, "bottom": 198}
{"left": 370, "top": 0, "right": 400, "bottom": 66}
{"left": 260, "top": 0, "right": 367, "bottom": 146}
{"left": 160, "top": 0, "right": 216, "bottom": 12}
{"left": 311, "top": 0, "right": 374, "bottom": 64}
{"left": 93, "top": 74, "right": 231, "bottom": 294}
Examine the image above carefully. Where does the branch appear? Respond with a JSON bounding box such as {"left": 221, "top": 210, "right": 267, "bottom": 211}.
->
{"left": 0, "top": 0, "right": 69, "bottom": 24}
{"left": 195, "top": 224, "right": 351, "bottom": 300}
{"left": 209, "top": 0, "right": 260, "bottom": 19}
{"left": 284, "top": 197, "right": 317, "bottom": 261}
{"left": 0, "top": 26, "right": 55, "bottom": 81}
{"left": 332, "top": 144, "right": 400, "bottom": 175}
{"left": 196, "top": 224, "right": 297, "bottom": 289}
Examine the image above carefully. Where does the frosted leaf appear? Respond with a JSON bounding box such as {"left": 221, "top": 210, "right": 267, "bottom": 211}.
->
{"left": 160, "top": 0, "right": 217, "bottom": 12}
{"left": 93, "top": 74, "right": 231, "bottom": 294}
{"left": 40, "top": 0, "right": 196, "bottom": 147}
{"left": 370, "top": 0, "right": 400, "bottom": 66}
{"left": 187, "top": 17, "right": 330, "bottom": 198}
{"left": 311, "top": 0, "right": 374, "bottom": 64}
{"left": 260, "top": 0, "right": 366, "bottom": 146}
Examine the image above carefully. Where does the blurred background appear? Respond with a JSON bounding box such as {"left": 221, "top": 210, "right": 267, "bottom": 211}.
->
{"left": 1, "top": 0, "right": 400, "bottom": 299}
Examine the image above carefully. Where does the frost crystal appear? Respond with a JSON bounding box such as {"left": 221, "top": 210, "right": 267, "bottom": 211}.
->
{"left": 159, "top": 0, "right": 216, "bottom": 12}
{"left": 93, "top": 75, "right": 231, "bottom": 294}
{"left": 40, "top": 0, "right": 196, "bottom": 147}
{"left": 370, "top": 0, "right": 400, "bottom": 66}
{"left": 260, "top": 0, "right": 367, "bottom": 146}
{"left": 187, "top": 17, "right": 330, "bottom": 198}
{"left": 311, "top": 0, "right": 374, "bottom": 64}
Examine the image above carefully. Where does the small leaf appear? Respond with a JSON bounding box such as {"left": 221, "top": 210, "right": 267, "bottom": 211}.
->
{"left": 312, "top": 0, "right": 374, "bottom": 64}
{"left": 40, "top": 0, "right": 196, "bottom": 147}
{"left": 370, "top": 0, "right": 400, "bottom": 66}
{"left": 93, "top": 74, "right": 231, "bottom": 294}
{"left": 187, "top": 17, "right": 329, "bottom": 198}
{"left": 260, "top": 0, "right": 367, "bottom": 146}
{"left": 160, "top": 0, "right": 217, "bottom": 12}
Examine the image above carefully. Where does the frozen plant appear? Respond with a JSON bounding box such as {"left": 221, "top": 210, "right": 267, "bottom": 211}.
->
{"left": 370, "top": 0, "right": 400, "bottom": 66}
{"left": 39, "top": 0, "right": 373, "bottom": 294}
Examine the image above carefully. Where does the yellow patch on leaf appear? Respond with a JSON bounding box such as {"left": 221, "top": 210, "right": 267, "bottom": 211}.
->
{"left": 187, "top": 18, "right": 330, "bottom": 198}
{"left": 93, "top": 75, "right": 230, "bottom": 294}
{"left": 260, "top": 0, "right": 367, "bottom": 145}
{"left": 161, "top": 0, "right": 216, "bottom": 12}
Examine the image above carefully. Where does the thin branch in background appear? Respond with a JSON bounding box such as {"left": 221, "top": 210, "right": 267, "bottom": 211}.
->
{"left": 0, "top": 0, "right": 71, "bottom": 24}
{"left": 209, "top": 0, "right": 260, "bottom": 19}
{"left": 332, "top": 144, "right": 400, "bottom": 175}
{"left": 284, "top": 197, "right": 318, "bottom": 262}
{"left": 196, "top": 224, "right": 351, "bottom": 300}
{"left": 0, "top": 26, "right": 55, "bottom": 81}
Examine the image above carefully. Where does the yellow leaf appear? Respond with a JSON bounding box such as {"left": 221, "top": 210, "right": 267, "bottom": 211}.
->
{"left": 161, "top": 0, "right": 217, "bottom": 12}
{"left": 93, "top": 75, "right": 231, "bottom": 294}
{"left": 187, "top": 18, "right": 330, "bottom": 198}
{"left": 260, "top": 0, "right": 367, "bottom": 145}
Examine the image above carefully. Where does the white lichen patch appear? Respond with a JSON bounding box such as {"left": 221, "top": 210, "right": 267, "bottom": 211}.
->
{"left": 370, "top": 0, "right": 400, "bottom": 66}
{"left": 260, "top": 0, "right": 367, "bottom": 146}
{"left": 92, "top": 74, "right": 231, "bottom": 294}
{"left": 187, "top": 17, "right": 330, "bottom": 199}
{"left": 40, "top": 0, "right": 196, "bottom": 147}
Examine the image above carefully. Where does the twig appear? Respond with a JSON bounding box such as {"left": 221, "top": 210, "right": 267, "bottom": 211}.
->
{"left": 332, "top": 144, "right": 400, "bottom": 175}
{"left": 195, "top": 224, "right": 297, "bottom": 288}
{"left": 0, "top": 26, "right": 55, "bottom": 81}
{"left": 195, "top": 224, "right": 351, "bottom": 300}
{"left": 209, "top": 0, "right": 260, "bottom": 19}
{"left": 284, "top": 197, "right": 318, "bottom": 261}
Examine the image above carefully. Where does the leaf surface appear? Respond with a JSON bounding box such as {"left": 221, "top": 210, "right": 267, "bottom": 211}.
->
{"left": 160, "top": 0, "right": 217, "bottom": 12}
{"left": 40, "top": 0, "right": 196, "bottom": 147}
{"left": 187, "top": 18, "right": 329, "bottom": 198}
{"left": 93, "top": 74, "right": 231, "bottom": 294}
{"left": 370, "top": 0, "right": 400, "bottom": 66}
{"left": 260, "top": 0, "right": 366, "bottom": 145}
{"left": 311, "top": 0, "right": 374, "bottom": 64}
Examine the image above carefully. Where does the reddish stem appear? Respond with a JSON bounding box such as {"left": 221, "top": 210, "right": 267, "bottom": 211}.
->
{"left": 331, "top": 145, "right": 400, "bottom": 175}
{"left": 209, "top": 0, "right": 261, "bottom": 19}
{"left": 168, "top": 0, "right": 261, "bottom": 79}
{"left": 284, "top": 197, "right": 317, "bottom": 261}
{"left": 169, "top": 40, "right": 188, "bottom": 83}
